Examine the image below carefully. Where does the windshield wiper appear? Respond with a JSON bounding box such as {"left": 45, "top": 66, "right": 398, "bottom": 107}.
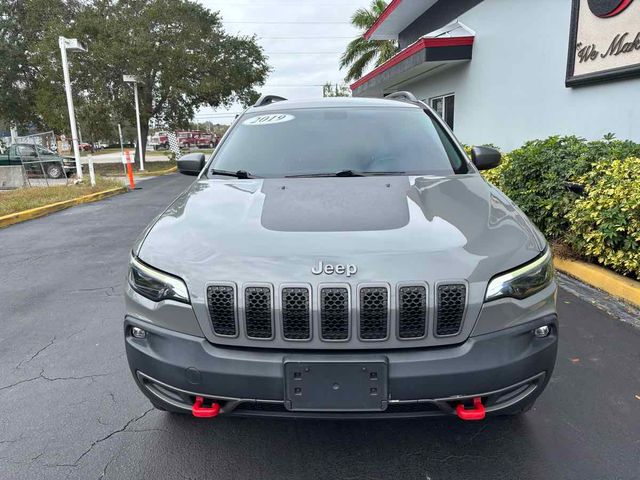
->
{"left": 286, "top": 170, "right": 406, "bottom": 178}
{"left": 210, "top": 169, "right": 255, "bottom": 179}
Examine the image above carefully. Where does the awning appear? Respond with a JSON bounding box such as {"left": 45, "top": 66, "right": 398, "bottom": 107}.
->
{"left": 364, "top": 0, "right": 440, "bottom": 40}
{"left": 352, "top": 22, "right": 475, "bottom": 97}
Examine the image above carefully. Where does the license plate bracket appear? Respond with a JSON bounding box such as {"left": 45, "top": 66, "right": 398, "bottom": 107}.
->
{"left": 284, "top": 359, "right": 388, "bottom": 412}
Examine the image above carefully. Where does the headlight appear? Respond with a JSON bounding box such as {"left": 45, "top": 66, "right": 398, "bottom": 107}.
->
{"left": 485, "top": 249, "right": 554, "bottom": 302}
{"left": 129, "top": 257, "right": 189, "bottom": 303}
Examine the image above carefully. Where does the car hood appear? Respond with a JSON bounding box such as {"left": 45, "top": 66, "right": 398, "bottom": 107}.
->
{"left": 137, "top": 175, "right": 544, "bottom": 292}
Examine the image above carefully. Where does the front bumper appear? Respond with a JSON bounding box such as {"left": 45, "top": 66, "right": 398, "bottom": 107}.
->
{"left": 125, "top": 315, "right": 557, "bottom": 418}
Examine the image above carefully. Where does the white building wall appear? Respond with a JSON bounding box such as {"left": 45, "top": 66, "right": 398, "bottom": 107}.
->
{"left": 403, "top": 0, "right": 640, "bottom": 150}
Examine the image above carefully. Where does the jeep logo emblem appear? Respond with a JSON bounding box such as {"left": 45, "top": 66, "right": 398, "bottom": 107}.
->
{"left": 311, "top": 261, "right": 357, "bottom": 277}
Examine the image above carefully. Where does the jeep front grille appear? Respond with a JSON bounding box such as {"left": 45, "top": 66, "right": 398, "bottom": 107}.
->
{"left": 244, "top": 287, "right": 273, "bottom": 339}
{"left": 436, "top": 284, "right": 466, "bottom": 336}
{"left": 204, "top": 282, "right": 467, "bottom": 345}
{"left": 359, "top": 287, "right": 388, "bottom": 340}
{"left": 398, "top": 286, "right": 427, "bottom": 339}
{"left": 281, "top": 287, "right": 311, "bottom": 340}
{"left": 320, "top": 287, "right": 349, "bottom": 340}
{"left": 207, "top": 285, "right": 236, "bottom": 336}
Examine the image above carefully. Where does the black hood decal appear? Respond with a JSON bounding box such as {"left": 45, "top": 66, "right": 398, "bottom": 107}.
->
{"left": 260, "top": 177, "right": 410, "bottom": 232}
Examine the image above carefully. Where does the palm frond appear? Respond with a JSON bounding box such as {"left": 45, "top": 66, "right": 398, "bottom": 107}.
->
{"left": 345, "top": 49, "right": 377, "bottom": 82}
{"left": 340, "top": 0, "right": 397, "bottom": 83}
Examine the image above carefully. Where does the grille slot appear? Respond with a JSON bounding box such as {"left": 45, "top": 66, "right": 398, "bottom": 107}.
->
{"left": 436, "top": 284, "right": 466, "bottom": 336}
{"left": 207, "top": 285, "right": 237, "bottom": 336}
{"left": 244, "top": 287, "right": 273, "bottom": 339}
{"left": 398, "top": 286, "right": 427, "bottom": 339}
{"left": 359, "top": 287, "right": 388, "bottom": 340}
{"left": 281, "top": 287, "right": 311, "bottom": 340}
{"left": 320, "top": 287, "right": 349, "bottom": 340}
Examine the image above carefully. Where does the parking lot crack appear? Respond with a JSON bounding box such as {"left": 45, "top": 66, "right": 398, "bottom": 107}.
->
{"left": 16, "top": 336, "right": 56, "bottom": 369}
{"left": 70, "top": 407, "right": 154, "bottom": 467}
{"left": 39, "top": 371, "right": 113, "bottom": 383}
{"left": 0, "top": 371, "right": 44, "bottom": 392}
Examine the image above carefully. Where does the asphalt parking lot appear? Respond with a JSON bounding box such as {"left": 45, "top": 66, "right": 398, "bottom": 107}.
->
{"left": 1, "top": 174, "right": 639, "bottom": 480}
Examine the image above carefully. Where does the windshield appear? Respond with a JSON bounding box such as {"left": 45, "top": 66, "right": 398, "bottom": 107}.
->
{"left": 209, "top": 107, "right": 468, "bottom": 178}
{"left": 36, "top": 146, "right": 56, "bottom": 156}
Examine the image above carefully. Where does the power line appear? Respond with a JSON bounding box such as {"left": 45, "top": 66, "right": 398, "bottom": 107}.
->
{"left": 258, "top": 36, "right": 357, "bottom": 39}
{"left": 224, "top": 21, "right": 351, "bottom": 24}
{"left": 267, "top": 52, "right": 343, "bottom": 54}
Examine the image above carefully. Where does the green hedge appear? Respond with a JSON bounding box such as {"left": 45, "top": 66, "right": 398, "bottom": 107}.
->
{"left": 473, "top": 136, "right": 640, "bottom": 280}
{"left": 567, "top": 158, "right": 640, "bottom": 278}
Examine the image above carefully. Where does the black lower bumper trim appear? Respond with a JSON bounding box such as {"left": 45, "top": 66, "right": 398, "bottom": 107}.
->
{"left": 125, "top": 314, "right": 558, "bottom": 417}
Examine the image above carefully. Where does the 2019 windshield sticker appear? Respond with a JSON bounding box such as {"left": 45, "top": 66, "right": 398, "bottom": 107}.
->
{"left": 244, "top": 114, "right": 295, "bottom": 126}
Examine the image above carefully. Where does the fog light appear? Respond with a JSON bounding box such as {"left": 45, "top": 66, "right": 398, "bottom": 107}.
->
{"left": 131, "top": 327, "right": 146, "bottom": 339}
{"left": 534, "top": 325, "right": 550, "bottom": 338}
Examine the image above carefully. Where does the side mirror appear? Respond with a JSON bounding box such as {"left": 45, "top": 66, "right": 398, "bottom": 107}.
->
{"left": 471, "top": 146, "right": 501, "bottom": 170}
{"left": 177, "top": 153, "right": 205, "bottom": 176}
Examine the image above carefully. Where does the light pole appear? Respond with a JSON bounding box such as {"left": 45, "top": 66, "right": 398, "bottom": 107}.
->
{"left": 123, "top": 75, "right": 145, "bottom": 171}
{"left": 58, "top": 37, "right": 94, "bottom": 185}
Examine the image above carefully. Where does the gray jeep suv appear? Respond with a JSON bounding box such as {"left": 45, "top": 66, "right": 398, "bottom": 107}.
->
{"left": 125, "top": 93, "right": 557, "bottom": 420}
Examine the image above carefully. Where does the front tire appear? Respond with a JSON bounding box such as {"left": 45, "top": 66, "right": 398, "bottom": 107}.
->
{"left": 46, "top": 164, "right": 63, "bottom": 179}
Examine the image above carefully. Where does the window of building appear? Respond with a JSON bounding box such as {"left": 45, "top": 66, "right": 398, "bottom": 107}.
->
{"left": 429, "top": 94, "right": 455, "bottom": 130}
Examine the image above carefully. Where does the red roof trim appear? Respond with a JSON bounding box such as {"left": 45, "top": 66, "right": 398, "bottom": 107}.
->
{"left": 350, "top": 36, "right": 474, "bottom": 90}
{"left": 363, "top": 0, "right": 403, "bottom": 40}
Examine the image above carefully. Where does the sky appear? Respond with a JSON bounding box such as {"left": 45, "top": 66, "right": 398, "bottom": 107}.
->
{"left": 195, "top": 0, "right": 372, "bottom": 124}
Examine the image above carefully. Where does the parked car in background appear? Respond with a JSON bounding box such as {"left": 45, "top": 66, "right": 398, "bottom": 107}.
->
{"left": 149, "top": 130, "right": 218, "bottom": 150}
{"left": 0, "top": 143, "right": 76, "bottom": 178}
{"left": 79, "top": 143, "right": 93, "bottom": 152}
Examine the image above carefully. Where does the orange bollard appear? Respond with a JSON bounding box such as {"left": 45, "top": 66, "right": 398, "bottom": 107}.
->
{"left": 125, "top": 150, "right": 135, "bottom": 189}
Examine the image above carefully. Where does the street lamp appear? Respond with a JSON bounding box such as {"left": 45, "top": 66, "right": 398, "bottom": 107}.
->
{"left": 58, "top": 37, "right": 95, "bottom": 185}
{"left": 123, "top": 75, "right": 145, "bottom": 171}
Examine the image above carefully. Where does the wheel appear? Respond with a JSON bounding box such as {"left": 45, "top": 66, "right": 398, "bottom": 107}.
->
{"left": 46, "top": 164, "right": 63, "bottom": 179}
{"left": 164, "top": 143, "right": 170, "bottom": 150}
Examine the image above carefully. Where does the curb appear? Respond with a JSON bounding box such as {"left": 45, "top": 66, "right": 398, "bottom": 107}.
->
{"left": 554, "top": 257, "right": 640, "bottom": 308}
{"left": 102, "top": 166, "right": 177, "bottom": 178}
{"left": 137, "top": 166, "right": 177, "bottom": 177}
{"left": 0, "top": 186, "right": 127, "bottom": 229}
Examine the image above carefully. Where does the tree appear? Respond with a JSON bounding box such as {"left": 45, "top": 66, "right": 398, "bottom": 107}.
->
{"left": 3, "top": 0, "right": 270, "bottom": 161}
{"left": 339, "top": 0, "right": 397, "bottom": 83}
{"left": 0, "top": 0, "right": 79, "bottom": 129}
{"left": 322, "top": 82, "right": 350, "bottom": 97}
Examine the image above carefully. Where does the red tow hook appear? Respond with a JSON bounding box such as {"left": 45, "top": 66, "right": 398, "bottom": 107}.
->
{"left": 192, "top": 396, "right": 221, "bottom": 418}
{"left": 456, "top": 397, "right": 486, "bottom": 421}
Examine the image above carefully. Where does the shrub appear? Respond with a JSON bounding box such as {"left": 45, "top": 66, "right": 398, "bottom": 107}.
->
{"left": 496, "top": 136, "right": 588, "bottom": 240}
{"left": 480, "top": 153, "right": 509, "bottom": 189}
{"left": 566, "top": 158, "right": 640, "bottom": 279}
{"left": 487, "top": 135, "right": 640, "bottom": 241}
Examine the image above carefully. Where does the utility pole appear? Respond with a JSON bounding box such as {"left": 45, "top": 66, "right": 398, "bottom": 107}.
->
{"left": 123, "top": 75, "right": 145, "bottom": 171}
{"left": 58, "top": 37, "right": 90, "bottom": 183}
{"left": 118, "top": 123, "right": 126, "bottom": 175}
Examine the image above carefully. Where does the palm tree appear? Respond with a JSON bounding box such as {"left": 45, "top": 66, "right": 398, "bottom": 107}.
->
{"left": 340, "top": 0, "right": 397, "bottom": 83}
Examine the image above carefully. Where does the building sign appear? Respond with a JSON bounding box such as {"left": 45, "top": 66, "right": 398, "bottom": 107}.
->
{"left": 566, "top": 0, "right": 640, "bottom": 86}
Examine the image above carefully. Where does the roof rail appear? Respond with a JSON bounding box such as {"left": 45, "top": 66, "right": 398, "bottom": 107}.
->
{"left": 253, "top": 95, "right": 287, "bottom": 107}
{"left": 385, "top": 91, "right": 419, "bottom": 103}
